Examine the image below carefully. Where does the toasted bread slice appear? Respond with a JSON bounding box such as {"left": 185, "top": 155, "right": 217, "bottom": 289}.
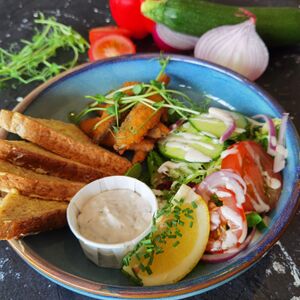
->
{"left": 0, "top": 159, "right": 84, "bottom": 201}
{"left": 0, "top": 110, "right": 131, "bottom": 175}
{"left": 0, "top": 192, "right": 68, "bottom": 240}
{"left": 0, "top": 140, "right": 106, "bottom": 183}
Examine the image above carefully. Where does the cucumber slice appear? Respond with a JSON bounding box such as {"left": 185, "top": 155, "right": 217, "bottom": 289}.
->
{"left": 158, "top": 132, "right": 223, "bottom": 162}
{"left": 179, "top": 121, "right": 199, "bottom": 134}
{"left": 189, "top": 111, "right": 248, "bottom": 138}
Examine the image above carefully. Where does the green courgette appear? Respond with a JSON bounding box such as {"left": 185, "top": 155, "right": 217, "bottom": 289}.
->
{"left": 158, "top": 130, "right": 223, "bottom": 162}
{"left": 142, "top": 0, "right": 300, "bottom": 46}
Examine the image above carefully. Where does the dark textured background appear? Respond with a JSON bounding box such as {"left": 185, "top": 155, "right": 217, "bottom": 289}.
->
{"left": 0, "top": 0, "right": 299, "bottom": 299}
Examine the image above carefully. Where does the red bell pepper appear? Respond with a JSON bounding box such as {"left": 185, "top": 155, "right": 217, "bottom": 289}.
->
{"left": 109, "top": 0, "right": 155, "bottom": 39}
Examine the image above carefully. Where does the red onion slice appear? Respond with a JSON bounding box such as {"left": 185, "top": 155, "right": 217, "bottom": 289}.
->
{"left": 208, "top": 108, "right": 236, "bottom": 143}
{"left": 153, "top": 23, "right": 199, "bottom": 52}
{"left": 273, "top": 113, "right": 289, "bottom": 173}
{"left": 252, "top": 114, "right": 277, "bottom": 156}
{"left": 169, "top": 119, "right": 185, "bottom": 131}
{"left": 196, "top": 170, "right": 247, "bottom": 207}
{"left": 278, "top": 113, "right": 289, "bottom": 146}
{"left": 201, "top": 228, "right": 256, "bottom": 263}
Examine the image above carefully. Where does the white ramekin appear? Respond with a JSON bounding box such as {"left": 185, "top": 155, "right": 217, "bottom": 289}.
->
{"left": 67, "top": 176, "right": 157, "bottom": 269}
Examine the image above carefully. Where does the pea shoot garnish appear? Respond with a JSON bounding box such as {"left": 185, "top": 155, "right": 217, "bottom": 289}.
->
{"left": 70, "top": 57, "right": 204, "bottom": 131}
{"left": 0, "top": 13, "right": 88, "bottom": 88}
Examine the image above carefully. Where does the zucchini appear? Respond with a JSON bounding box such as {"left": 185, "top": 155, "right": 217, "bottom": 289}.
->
{"left": 142, "top": 0, "right": 300, "bottom": 46}
{"left": 189, "top": 111, "right": 248, "bottom": 138}
{"left": 158, "top": 131, "right": 223, "bottom": 162}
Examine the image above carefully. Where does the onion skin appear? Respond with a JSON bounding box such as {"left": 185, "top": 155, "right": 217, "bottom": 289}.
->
{"left": 220, "top": 121, "right": 236, "bottom": 143}
{"left": 194, "top": 18, "right": 269, "bottom": 81}
{"left": 152, "top": 23, "right": 198, "bottom": 52}
{"left": 169, "top": 119, "right": 185, "bottom": 131}
{"left": 278, "top": 113, "right": 289, "bottom": 146}
{"left": 201, "top": 228, "right": 256, "bottom": 263}
{"left": 273, "top": 113, "right": 289, "bottom": 173}
{"left": 196, "top": 170, "right": 247, "bottom": 207}
{"left": 208, "top": 108, "right": 236, "bottom": 143}
{"left": 152, "top": 25, "right": 179, "bottom": 52}
{"left": 252, "top": 114, "right": 277, "bottom": 156}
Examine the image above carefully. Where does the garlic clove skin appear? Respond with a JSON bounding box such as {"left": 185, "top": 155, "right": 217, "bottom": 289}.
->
{"left": 194, "top": 19, "right": 269, "bottom": 81}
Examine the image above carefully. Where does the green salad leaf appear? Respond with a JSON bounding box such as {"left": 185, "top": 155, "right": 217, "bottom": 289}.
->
{"left": 246, "top": 212, "right": 268, "bottom": 231}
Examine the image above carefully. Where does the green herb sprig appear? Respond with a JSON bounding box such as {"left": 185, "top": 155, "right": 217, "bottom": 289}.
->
{"left": 70, "top": 58, "right": 206, "bottom": 131}
{"left": 0, "top": 13, "right": 89, "bottom": 88}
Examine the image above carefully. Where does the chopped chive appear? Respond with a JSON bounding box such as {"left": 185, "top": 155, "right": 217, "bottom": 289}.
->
{"left": 173, "top": 241, "right": 180, "bottom": 247}
{"left": 175, "top": 229, "right": 182, "bottom": 237}
{"left": 145, "top": 266, "right": 153, "bottom": 275}
{"left": 167, "top": 235, "right": 177, "bottom": 239}
{"left": 191, "top": 201, "right": 198, "bottom": 209}
{"left": 141, "top": 239, "right": 152, "bottom": 245}
{"left": 139, "top": 263, "right": 146, "bottom": 272}
{"left": 185, "top": 214, "right": 194, "bottom": 219}
{"left": 151, "top": 225, "right": 157, "bottom": 232}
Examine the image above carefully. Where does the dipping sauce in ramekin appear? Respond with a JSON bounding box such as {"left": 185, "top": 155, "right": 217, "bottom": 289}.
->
{"left": 77, "top": 189, "right": 153, "bottom": 244}
{"left": 67, "top": 176, "right": 157, "bottom": 268}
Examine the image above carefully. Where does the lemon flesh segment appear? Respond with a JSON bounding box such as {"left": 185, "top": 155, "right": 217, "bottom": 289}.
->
{"left": 123, "top": 184, "right": 210, "bottom": 286}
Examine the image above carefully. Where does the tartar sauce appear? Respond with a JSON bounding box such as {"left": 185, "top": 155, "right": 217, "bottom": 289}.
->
{"left": 77, "top": 189, "right": 152, "bottom": 244}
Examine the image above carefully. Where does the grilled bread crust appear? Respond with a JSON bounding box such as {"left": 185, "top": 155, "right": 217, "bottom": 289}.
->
{"left": 0, "top": 160, "right": 84, "bottom": 201}
{"left": 0, "top": 140, "right": 106, "bottom": 183}
{"left": 0, "top": 110, "right": 131, "bottom": 175}
{"left": 0, "top": 192, "right": 68, "bottom": 240}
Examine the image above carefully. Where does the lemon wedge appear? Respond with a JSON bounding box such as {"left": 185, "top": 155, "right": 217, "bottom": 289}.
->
{"left": 122, "top": 184, "right": 210, "bottom": 286}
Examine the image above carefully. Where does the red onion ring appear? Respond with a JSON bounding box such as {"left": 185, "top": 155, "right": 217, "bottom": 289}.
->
{"left": 196, "top": 170, "right": 247, "bottom": 207}
{"left": 208, "top": 108, "right": 236, "bottom": 143}
{"left": 153, "top": 23, "right": 199, "bottom": 52}
{"left": 169, "top": 119, "right": 185, "bottom": 131}
{"left": 156, "top": 181, "right": 172, "bottom": 191}
{"left": 201, "top": 228, "right": 256, "bottom": 263}
{"left": 278, "top": 113, "right": 289, "bottom": 146}
{"left": 252, "top": 114, "right": 277, "bottom": 156}
{"left": 273, "top": 113, "right": 289, "bottom": 173}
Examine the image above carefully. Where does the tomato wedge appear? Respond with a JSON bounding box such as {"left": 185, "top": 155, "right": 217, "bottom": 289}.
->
{"left": 89, "top": 26, "right": 131, "bottom": 44}
{"left": 221, "top": 141, "right": 282, "bottom": 213}
{"left": 88, "top": 34, "right": 136, "bottom": 61}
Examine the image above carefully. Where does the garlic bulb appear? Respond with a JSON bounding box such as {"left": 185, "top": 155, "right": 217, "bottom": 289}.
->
{"left": 194, "top": 17, "right": 269, "bottom": 81}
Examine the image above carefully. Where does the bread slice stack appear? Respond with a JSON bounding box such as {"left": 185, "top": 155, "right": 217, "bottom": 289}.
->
{"left": 0, "top": 191, "right": 68, "bottom": 240}
{"left": 0, "top": 109, "right": 132, "bottom": 240}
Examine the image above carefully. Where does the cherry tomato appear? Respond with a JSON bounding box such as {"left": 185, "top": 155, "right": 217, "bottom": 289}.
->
{"left": 205, "top": 188, "right": 247, "bottom": 254}
{"left": 221, "top": 141, "right": 282, "bottom": 213}
{"left": 88, "top": 34, "right": 136, "bottom": 61}
{"left": 109, "top": 0, "right": 155, "bottom": 39}
{"left": 89, "top": 26, "right": 131, "bottom": 44}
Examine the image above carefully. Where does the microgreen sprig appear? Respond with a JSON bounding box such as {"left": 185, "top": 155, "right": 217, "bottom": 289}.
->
{"left": 0, "top": 13, "right": 89, "bottom": 88}
{"left": 71, "top": 58, "right": 205, "bottom": 131}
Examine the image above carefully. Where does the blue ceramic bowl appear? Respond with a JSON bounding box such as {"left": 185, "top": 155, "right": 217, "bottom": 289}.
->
{"left": 5, "top": 54, "right": 300, "bottom": 299}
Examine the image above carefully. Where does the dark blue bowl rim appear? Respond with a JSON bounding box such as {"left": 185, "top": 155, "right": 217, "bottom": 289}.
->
{"left": 7, "top": 53, "right": 300, "bottom": 299}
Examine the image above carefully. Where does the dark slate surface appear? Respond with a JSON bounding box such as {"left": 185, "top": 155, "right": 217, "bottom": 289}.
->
{"left": 0, "top": 0, "right": 299, "bottom": 299}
